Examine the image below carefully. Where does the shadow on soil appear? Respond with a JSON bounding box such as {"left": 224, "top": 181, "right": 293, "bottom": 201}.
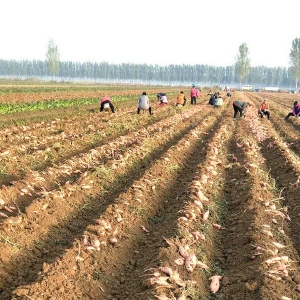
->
{"left": 0, "top": 108, "right": 208, "bottom": 299}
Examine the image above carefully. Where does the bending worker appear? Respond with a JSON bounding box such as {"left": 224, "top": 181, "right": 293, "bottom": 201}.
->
{"left": 157, "top": 93, "right": 166, "bottom": 102}
{"left": 100, "top": 95, "right": 115, "bottom": 113}
{"left": 137, "top": 92, "right": 153, "bottom": 115}
{"left": 233, "top": 100, "right": 250, "bottom": 118}
{"left": 176, "top": 91, "right": 187, "bottom": 106}
{"left": 214, "top": 94, "right": 224, "bottom": 108}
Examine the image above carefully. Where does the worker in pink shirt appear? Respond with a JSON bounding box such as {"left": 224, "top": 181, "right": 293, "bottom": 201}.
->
{"left": 190, "top": 84, "right": 200, "bottom": 105}
{"left": 100, "top": 95, "right": 115, "bottom": 113}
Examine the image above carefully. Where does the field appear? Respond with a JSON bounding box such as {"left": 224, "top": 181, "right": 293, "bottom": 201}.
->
{"left": 0, "top": 83, "right": 300, "bottom": 300}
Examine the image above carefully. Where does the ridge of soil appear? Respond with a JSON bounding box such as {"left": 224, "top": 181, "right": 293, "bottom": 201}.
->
{"left": 0, "top": 89, "right": 300, "bottom": 299}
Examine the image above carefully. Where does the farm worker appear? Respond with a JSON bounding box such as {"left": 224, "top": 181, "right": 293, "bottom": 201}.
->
{"left": 209, "top": 93, "right": 217, "bottom": 106}
{"left": 137, "top": 92, "right": 153, "bottom": 115}
{"left": 285, "top": 101, "right": 300, "bottom": 120}
{"left": 100, "top": 95, "right": 115, "bottom": 113}
{"left": 226, "top": 91, "right": 232, "bottom": 97}
{"left": 157, "top": 93, "right": 166, "bottom": 102}
{"left": 258, "top": 98, "right": 270, "bottom": 120}
{"left": 232, "top": 100, "right": 250, "bottom": 118}
{"left": 160, "top": 94, "right": 168, "bottom": 105}
{"left": 214, "top": 94, "right": 224, "bottom": 108}
{"left": 176, "top": 91, "right": 187, "bottom": 106}
{"left": 190, "top": 84, "right": 199, "bottom": 105}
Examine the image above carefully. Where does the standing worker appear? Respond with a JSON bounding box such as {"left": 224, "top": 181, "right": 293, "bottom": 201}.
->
{"left": 190, "top": 84, "right": 199, "bottom": 105}
{"left": 100, "top": 95, "right": 115, "bottom": 113}
{"left": 258, "top": 98, "right": 270, "bottom": 120}
{"left": 232, "top": 100, "right": 250, "bottom": 118}
{"left": 137, "top": 92, "right": 153, "bottom": 115}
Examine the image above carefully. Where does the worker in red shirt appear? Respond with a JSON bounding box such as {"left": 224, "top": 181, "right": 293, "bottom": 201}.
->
{"left": 100, "top": 95, "right": 115, "bottom": 113}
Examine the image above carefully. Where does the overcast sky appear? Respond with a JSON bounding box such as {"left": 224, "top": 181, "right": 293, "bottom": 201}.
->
{"left": 1, "top": 0, "right": 300, "bottom": 68}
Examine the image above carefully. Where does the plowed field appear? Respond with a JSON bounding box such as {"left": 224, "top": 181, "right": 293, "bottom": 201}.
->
{"left": 0, "top": 85, "right": 300, "bottom": 300}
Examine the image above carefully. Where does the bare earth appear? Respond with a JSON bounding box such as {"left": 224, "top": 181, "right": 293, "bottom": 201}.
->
{"left": 0, "top": 88, "right": 300, "bottom": 300}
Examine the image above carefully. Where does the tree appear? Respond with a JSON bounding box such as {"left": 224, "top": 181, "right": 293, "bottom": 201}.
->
{"left": 289, "top": 38, "right": 300, "bottom": 89}
{"left": 46, "top": 39, "right": 60, "bottom": 76}
{"left": 235, "top": 43, "right": 250, "bottom": 87}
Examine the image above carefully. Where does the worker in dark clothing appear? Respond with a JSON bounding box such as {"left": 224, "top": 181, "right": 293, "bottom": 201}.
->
{"left": 209, "top": 93, "right": 217, "bottom": 106}
{"left": 233, "top": 100, "right": 250, "bottom": 118}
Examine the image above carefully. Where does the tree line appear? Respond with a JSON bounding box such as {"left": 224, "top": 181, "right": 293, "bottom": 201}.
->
{"left": 1, "top": 38, "right": 300, "bottom": 89}
{"left": 0, "top": 59, "right": 295, "bottom": 88}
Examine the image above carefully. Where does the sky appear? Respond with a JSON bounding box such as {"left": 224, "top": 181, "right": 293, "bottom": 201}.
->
{"left": 1, "top": 0, "right": 300, "bottom": 68}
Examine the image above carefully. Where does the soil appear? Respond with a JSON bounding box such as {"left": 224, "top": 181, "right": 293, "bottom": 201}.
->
{"left": 0, "top": 88, "right": 300, "bottom": 300}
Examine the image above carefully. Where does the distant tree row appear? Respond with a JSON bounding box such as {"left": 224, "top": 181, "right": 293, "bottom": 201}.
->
{"left": 0, "top": 58, "right": 297, "bottom": 88}
{"left": 2, "top": 38, "right": 300, "bottom": 88}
